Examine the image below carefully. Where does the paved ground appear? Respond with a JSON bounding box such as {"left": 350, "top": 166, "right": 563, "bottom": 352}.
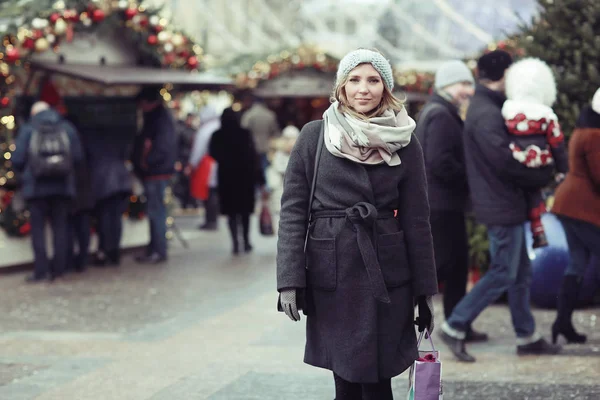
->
{"left": 0, "top": 214, "right": 599, "bottom": 399}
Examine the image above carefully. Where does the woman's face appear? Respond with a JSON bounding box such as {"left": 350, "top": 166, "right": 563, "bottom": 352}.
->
{"left": 343, "top": 63, "right": 385, "bottom": 114}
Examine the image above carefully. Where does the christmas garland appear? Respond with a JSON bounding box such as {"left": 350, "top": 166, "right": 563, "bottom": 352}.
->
{"left": 233, "top": 45, "right": 339, "bottom": 89}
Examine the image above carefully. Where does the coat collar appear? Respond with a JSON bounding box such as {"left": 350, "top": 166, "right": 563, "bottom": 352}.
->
{"left": 475, "top": 84, "right": 506, "bottom": 108}
{"left": 430, "top": 93, "right": 463, "bottom": 124}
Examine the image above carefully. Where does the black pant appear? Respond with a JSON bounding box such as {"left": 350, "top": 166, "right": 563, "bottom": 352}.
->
{"left": 203, "top": 188, "right": 219, "bottom": 225}
{"left": 68, "top": 211, "right": 91, "bottom": 270}
{"left": 333, "top": 373, "right": 393, "bottom": 400}
{"left": 227, "top": 213, "right": 250, "bottom": 248}
{"left": 430, "top": 210, "right": 469, "bottom": 320}
{"left": 29, "top": 196, "right": 70, "bottom": 278}
{"left": 97, "top": 194, "right": 126, "bottom": 257}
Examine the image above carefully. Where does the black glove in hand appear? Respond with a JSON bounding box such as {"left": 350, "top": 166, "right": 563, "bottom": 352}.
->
{"left": 415, "top": 296, "right": 434, "bottom": 335}
{"left": 280, "top": 288, "right": 301, "bottom": 321}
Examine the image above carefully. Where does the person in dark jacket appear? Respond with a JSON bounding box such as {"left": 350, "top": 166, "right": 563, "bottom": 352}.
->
{"left": 209, "top": 108, "right": 263, "bottom": 254}
{"left": 440, "top": 50, "right": 561, "bottom": 362}
{"left": 277, "top": 49, "right": 437, "bottom": 399}
{"left": 415, "top": 60, "right": 488, "bottom": 343}
{"left": 87, "top": 120, "right": 133, "bottom": 267}
{"left": 12, "top": 101, "right": 83, "bottom": 282}
{"left": 550, "top": 90, "right": 600, "bottom": 345}
{"left": 132, "top": 86, "right": 177, "bottom": 264}
{"left": 61, "top": 108, "right": 94, "bottom": 272}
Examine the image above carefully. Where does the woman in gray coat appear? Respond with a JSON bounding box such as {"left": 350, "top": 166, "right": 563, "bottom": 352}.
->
{"left": 277, "top": 49, "right": 438, "bottom": 400}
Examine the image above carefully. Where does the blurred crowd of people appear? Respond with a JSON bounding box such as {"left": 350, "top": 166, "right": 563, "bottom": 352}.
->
{"left": 11, "top": 86, "right": 300, "bottom": 283}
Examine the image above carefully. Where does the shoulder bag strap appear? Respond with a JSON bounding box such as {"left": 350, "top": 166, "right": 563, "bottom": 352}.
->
{"left": 304, "top": 122, "right": 324, "bottom": 251}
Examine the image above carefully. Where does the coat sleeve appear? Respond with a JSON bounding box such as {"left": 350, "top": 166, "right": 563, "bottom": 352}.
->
{"left": 424, "top": 112, "right": 467, "bottom": 185}
{"left": 11, "top": 125, "right": 32, "bottom": 172}
{"left": 276, "top": 123, "right": 314, "bottom": 291}
{"left": 396, "top": 136, "right": 438, "bottom": 297}
{"left": 472, "top": 110, "right": 553, "bottom": 189}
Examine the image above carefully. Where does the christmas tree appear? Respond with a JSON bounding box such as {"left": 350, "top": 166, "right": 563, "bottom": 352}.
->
{"left": 518, "top": 0, "right": 600, "bottom": 137}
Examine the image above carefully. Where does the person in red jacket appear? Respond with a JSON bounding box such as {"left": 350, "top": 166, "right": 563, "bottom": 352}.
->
{"left": 550, "top": 89, "right": 600, "bottom": 345}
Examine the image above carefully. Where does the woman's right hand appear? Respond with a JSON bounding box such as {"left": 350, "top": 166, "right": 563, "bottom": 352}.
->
{"left": 279, "top": 288, "right": 301, "bottom": 321}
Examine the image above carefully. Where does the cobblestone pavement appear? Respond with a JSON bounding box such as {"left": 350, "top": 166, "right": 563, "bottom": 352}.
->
{"left": 0, "top": 215, "right": 598, "bottom": 399}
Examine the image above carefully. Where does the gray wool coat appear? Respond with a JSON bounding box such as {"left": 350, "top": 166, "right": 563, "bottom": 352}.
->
{"left": 276, "top": 120, "right": 438, "bottom": 384}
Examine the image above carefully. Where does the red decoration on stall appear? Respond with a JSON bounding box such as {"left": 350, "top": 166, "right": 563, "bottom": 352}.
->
{"left": 147, "top": 35, "right": 158, "bottom": 45}
{"left": 23, "top": 38, "right": 35, "bottom": 49}
{"left": 125, "top": 8, "right": 138, "bottom": 20}
{"left": 5, "top": 47, "right": 20, "bottom": 63}
{"left": 63, "top": 9, "right": 79, "bottom": 22}
{"left": 139, "top": 16, "right": 149, "bottom": 27}
{"left": 187, "top": 56, "right": 198, "bottom": 69}
{"left": 92, "top": 9, "right": 106, "bottom": 22}
{"left": 32, "top": 30, "right": 43, "bottom": 39}
{"left": 0, "top": 97, "right": 10, "bottom": 107}
{"left": 178, "top": 50, "right": 190, "bottom": 58}
{"left": 164, "top": 53, "right": 176, "bottom": 65}
{"left": 50, "top": 13, "right": 61, "bottom": 24}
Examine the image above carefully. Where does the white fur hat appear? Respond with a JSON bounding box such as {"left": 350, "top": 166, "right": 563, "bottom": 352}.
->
{"left": 505, "top": 58, "right": 557, "bottom": 107}
{"left": 592, "top": 88, "right": 600, "bottom": 114}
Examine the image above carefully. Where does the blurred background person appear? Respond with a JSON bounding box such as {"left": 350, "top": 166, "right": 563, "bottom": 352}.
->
{"left": 87, "top": 114, "right": 133, "bottom": 267}
{"left": 12, "top": 101, "right": 83, "bottom": 282}
{"left": 241, "top": 95, "right": 280, "bottom": 184}
{"left": 266, "top": 123, "right": 299, "bottom": 214}
{"left": 415, "top": 60, "right": 487, "bottom": 342}
{"left": 210, "top": 108, "right": 264, "bottom": 255}
{"left": 550, "top": 88, "right": 600, "bottom": 344}
{"left": 174, "top": 112, "right": 198, "bottom": 211}
{"left": 189, "top": 105, "right": 221, "bottom": 231}
{"left": 133, "top": 86, "right": 177, "bottom": 264}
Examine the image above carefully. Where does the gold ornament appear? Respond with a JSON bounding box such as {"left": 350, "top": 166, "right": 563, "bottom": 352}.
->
{"left": 54, "top": 18, "right": 67, "bottom": 35}
{"left": 35, "top": 38, "right": 50, "bottom": 52}
{"left": 157, "top": 31, "right": 171, "bottom": 43}
{"left": 171, "top": 33, "right": 184, "bottom": 47}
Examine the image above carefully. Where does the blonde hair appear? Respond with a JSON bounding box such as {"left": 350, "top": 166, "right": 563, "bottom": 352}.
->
{"left": 331, "top": 67, "right": 405, "bottom": 120}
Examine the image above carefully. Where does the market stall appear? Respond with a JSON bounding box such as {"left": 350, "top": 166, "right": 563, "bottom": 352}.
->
{"left": 0, "top": 0, "right": 233, "bottom": 268}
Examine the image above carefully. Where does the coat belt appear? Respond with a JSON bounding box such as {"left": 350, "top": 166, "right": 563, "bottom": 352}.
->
{"left": 312, "top": 202, "right": 394, "bottom": 304}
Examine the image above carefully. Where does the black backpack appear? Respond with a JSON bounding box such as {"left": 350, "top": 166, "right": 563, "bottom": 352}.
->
{"left": 28, "top": 121, "right": 73, "bottom": 178}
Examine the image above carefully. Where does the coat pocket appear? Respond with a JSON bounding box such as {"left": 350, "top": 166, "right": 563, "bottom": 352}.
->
{"left": 377, "top": 231, "right": 411, "bottom": 287}
{"left": 306, "top": 235, "right": 337, "bottom": 291}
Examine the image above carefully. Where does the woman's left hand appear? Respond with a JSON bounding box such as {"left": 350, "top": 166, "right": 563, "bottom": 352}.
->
{"left": 415, "top": 296, "right": 434, "bottom": 336}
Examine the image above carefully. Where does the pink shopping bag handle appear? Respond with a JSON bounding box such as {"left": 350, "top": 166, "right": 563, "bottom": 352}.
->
{"left": 416, "top": 329, "right": 437, "bottom": 352}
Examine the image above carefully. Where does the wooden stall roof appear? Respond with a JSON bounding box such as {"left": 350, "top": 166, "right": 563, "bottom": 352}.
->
{"left": 30, "top": 61, "right": 234, "bottom": 90}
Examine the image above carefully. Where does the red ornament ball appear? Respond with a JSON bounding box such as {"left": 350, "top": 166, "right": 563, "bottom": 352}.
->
{"left": 5, "top": 47, "right": 20, "bottom": 63}
{"left": 164, "top": 53, "right": 176, "bottom": 65}
{"left": 50, "top": 13, "right": 61, "bottom": 24}
{"left": 178, "top": 50, "right": 190, "bottom": 59}
{"left": 125, "top": 7, "right": 138, "bottom": 20}
{"left": 187, "top": 56, "right": 198, "bottom": 69}
{"left": 63, "top": 9, "right": 79, "bottom": 22}
{"left": 139, "top": 16, "right": 149, "bottom": 27}
{"left": 0, "top": 97, "right": 10, "bottom": 107}
{"left": 23, "top": 38, "right": 35, "bottom": 50}
{"left": 92, "top": 9, "right": 105, "bottom": 22}
{"left": 147, "top": 35, "right": 158, "bottom": 45}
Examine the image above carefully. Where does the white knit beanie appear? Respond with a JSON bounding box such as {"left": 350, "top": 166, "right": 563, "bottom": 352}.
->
{"left": 434, "top": 60, "right": 474, "bottom": 90}
{"left": 336, "top": 49, "right": 394, "bottom": 90}
{"left": 592, "top": 88, "right": 600, "bottom": 114}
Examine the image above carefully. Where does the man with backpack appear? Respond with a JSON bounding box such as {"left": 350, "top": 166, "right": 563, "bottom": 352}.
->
{"left": 12, "top": 101, "right": 83, "bottom": 283}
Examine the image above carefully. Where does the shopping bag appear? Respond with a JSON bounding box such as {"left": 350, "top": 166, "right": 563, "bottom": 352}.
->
{"left": 407, "top": 329, "right": 443, "bottom": 400}
{"left": 259, "top": 203, "right": 274, "bottom": 236}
